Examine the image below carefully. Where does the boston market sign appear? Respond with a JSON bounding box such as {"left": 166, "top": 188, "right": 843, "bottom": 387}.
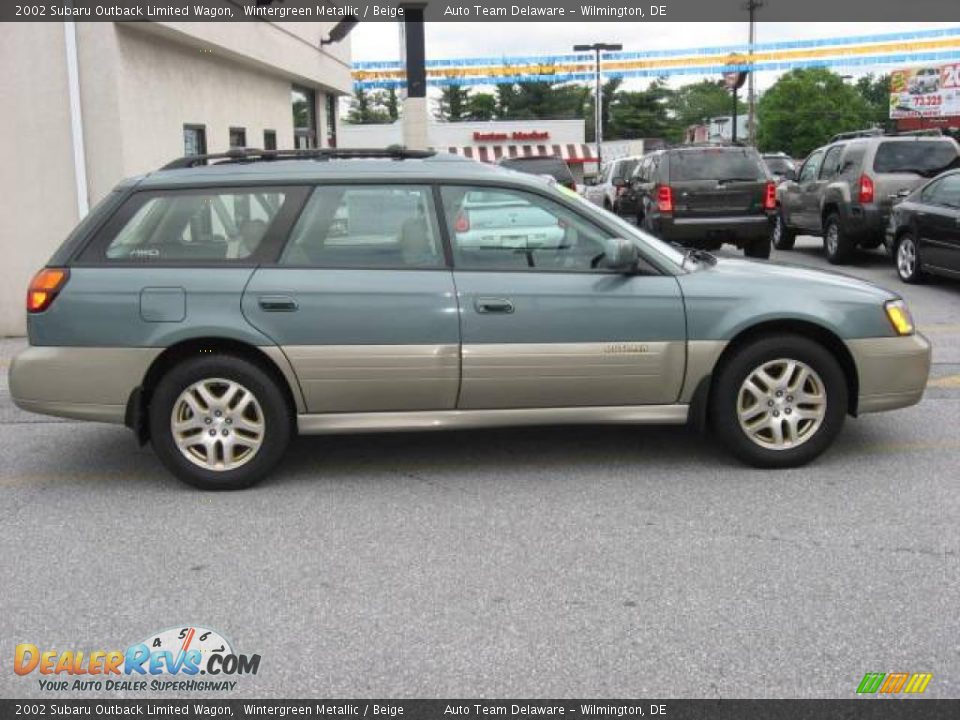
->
{"left": 473, "top": 130, "right": 551, "bottom": 142}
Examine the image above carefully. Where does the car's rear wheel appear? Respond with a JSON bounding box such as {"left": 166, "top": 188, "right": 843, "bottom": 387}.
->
{"left": 772, "top": 210, "right": 796, "bottom": 250}
{"left": 744, "top": 235, "right": 771, "bottom": 259}
{"left": 149, "top": 355, "right": 292, "bottom": 490}
{"left": 711, "top": 335, "right": 847, "bottom": 468}
{"left": 823, "top": 213, "right": 854, "bottom": 264}
{"left": 896, "top": 232, "right": 924, "bottom": 284}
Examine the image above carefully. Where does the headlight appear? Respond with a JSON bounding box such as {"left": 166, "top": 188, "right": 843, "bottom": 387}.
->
{"left": 885, "top": 299, "right": 915, "bottom": 336}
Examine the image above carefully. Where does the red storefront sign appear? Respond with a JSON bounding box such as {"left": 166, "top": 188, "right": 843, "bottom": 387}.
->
{"left": 473, "top": 130, "right": 551, "bottom": 142}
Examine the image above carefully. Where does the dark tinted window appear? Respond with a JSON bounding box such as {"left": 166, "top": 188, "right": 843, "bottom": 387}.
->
{"left": 280, "top": 185, "right": 443, "bottom": 269}
{"left": 922, "top": 174, "right": 960, "bottom": 207}
{"left": 669, "top": 149, "right": 765, "bottom": 182}
{"left": 499, "top": 157, "right": 575, "bottom": 184}
{"left": 820, "top": 145, "right": 845, "bottom": 179}
{"left": 873, "top": 141, "right": 959, "bottom": 176}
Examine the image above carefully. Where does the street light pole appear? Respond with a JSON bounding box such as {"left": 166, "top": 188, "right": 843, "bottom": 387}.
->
{"left": 743, "top": 0, "right": 763, "bottom": 146}
{"left": 574, "top": 42, "right": 622, "bottom": 171}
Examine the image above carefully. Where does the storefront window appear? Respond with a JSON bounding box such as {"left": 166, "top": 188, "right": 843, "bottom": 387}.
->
{"left": 292, "top": 86, "right": 317, "bottom": 149}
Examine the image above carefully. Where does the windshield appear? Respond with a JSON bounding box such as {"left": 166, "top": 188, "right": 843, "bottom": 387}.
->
{"left": 561, "top": 188, "right": 687, "bottom": 268}
{"left": 873, "top": 141, "right": 959, "bottom": 176}
{"left": 670, "top": 149, "right": 766, "bottom": 181}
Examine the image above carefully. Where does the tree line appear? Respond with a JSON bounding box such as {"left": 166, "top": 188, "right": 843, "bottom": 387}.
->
{"left": 349, "top": 68, "right": 892, "bottom": 159}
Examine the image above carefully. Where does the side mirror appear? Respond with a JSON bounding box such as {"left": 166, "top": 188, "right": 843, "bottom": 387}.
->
{"left": 612, "top": 178, "right": 627, "bottom": 188}
{"left": 602, "top": 238, "right": 640, "bottom": 272}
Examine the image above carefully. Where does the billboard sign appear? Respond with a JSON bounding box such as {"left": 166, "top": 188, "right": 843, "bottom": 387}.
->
{"left": 889, "top": 63, "right": 960, "bottom": 118}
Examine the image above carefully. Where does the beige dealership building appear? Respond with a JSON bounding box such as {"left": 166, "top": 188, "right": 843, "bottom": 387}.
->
{"left": 0, "top": 21, "right": 353, "bottom": 336}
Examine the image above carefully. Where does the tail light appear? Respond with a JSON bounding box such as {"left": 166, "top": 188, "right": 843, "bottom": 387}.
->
{"left": 858, "top": 174, "right": 875, "bottom": 204}
{"left": 454, "top": 211, "right": 470, "bottom": 233}
{"left": 27, "top": 267, "right": 69, "bottom": 313}
{"left": 763, "top": 181, "right": 777, "bottom": 211}
{"left": 656, "top": 185, "right": 674, "bottom": 213}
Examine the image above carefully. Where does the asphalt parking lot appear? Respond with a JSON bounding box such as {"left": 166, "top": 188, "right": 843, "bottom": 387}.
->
{"left": 1, "top": 235, "right": 958, "bottom": 699}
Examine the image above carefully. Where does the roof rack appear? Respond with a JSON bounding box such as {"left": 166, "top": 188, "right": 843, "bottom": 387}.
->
{"left": 890, "top": 128, "right": 943, "bottom": 137}
{"left": 161, "top": 146, "right": 436, "bottom": 170}
{"left": 828, "top": 128, "right": 884, "bottom": 143}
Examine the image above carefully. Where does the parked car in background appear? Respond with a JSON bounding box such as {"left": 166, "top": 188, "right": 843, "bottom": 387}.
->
{"left": 583, "top": 155, "right": 642, "bottom": 214}
{"left": 9, "top": 147, "right": 930, "bottom": 489}
{"left": 775, "top": 130, "right": 960, "bottom": 263}
{"left": 762, "top": 152, "right": 797, "bottom": 183}
{"left": 498, "top": 154, "right": 577, "bottom": 191}
{"left": 887, "top": 168, "right": 960, "bottom": 283}
{"left": 629, "top": 145, "right": 777, "bottom": 258}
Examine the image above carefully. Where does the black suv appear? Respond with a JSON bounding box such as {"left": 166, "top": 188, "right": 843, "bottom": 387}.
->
{"left": 775, "top": 129, "right": 960, "bottom": 264}
{"left": 627, "top": 145, "right": 777, "bottom": 258}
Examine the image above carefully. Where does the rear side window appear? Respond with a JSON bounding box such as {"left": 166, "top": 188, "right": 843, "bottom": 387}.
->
{"left": 614, "top": 159, "right": 639, "bottom": 180}
{"left": 279, "top": 185, "right": 443, "bottom": 269}
{"left": 98, "top": 189, "right": 291, "bottom": 262}
{"left": 668, "top": 150, "right": 765, "bottom": 182}
{"left": 873, "top": 141, "right": 959, "bottom": 176}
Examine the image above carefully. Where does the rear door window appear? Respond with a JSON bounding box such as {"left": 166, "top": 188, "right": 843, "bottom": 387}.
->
{"left": 91, "top": 188, "right": 297, "bottom": 263}
{"left": 668, "top": 150, "right": 765, "bottom": 182}
{"left": 873, "top": 141, "right": 959, "bottom": 176}
{"left": 279, "top": 185, "right": 444, "bottom": 269}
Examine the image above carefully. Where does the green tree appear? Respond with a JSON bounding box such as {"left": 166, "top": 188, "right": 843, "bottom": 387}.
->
{"left": 347, "top": 87, "right": 391, "bottom": 124}
{"left": 669, "top": 79, "right": 746, "bottom": 130}
{"left": 607, "top": 79, "right": 677, "bottom": 141}
{"left": 855, "top": 73, "right": 892, "bottom": 129}
{"left": 384, "top": 87, "right": 400, "bottom": 122}
{"left": 757, "top": 68, "right": 875, "bottom": 157}
{"left": 436, "top": 85, "right": 471, "bottom": 121}
{"left": 465, "top": 92, "right": 497, "bottom": 121}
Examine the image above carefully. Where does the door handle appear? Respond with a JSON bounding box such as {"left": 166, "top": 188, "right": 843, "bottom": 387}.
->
{"left": 258, "top": 295, "right": 298, "bottom": 312}
{"left": 475, "top": 297, "right": 514, "bottom": 314}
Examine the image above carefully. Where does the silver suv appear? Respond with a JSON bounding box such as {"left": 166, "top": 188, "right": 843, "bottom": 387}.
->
{"left": 775, "top": 130, "right": 960, "bottom": 264}
{"left": 583, "top": 156, "right": 642, "bottom": 214}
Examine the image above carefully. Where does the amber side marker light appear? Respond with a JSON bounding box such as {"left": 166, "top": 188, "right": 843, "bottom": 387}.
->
{"left": 27, "top": 268, "right": 69, "bottom": 313}
{"left": 885, "top": 299, "right": 914, "bottom": 336}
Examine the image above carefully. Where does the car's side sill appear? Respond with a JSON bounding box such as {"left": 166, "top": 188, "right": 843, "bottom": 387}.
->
{"left": 297, "top": 405, "right": 689, "bottom": 435}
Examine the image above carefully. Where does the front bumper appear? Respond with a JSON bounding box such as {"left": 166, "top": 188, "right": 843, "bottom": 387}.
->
{"left": 846, "top": 334, "right": 931, "bottom": 414}
{"left": 9, "top": 346, "right": 161, "bottom": 424}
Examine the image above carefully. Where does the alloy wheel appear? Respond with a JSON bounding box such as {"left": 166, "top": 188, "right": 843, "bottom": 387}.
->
{"left": 737, "top": 359, "right": 827, "bottom": 450}
{"left": 897, "top": 237, "right": 917, "bottom": 280}
{"left": 170, "top": 378, "right": 265, "bottom": 472}
{"left": 825, "top": 224, "right": 839, "bottom": 256}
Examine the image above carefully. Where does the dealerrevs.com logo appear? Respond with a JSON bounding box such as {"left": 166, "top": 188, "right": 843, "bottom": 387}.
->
{"left": 14, "top": 626, "right": 260, "bottom": 693}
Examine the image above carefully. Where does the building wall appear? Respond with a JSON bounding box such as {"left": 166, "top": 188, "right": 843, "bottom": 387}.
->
{"left": 0, "top": 23, "right": 80, "bottom": 339}
{"left": 0, "top": 21, "right": 352, "bottom": 337}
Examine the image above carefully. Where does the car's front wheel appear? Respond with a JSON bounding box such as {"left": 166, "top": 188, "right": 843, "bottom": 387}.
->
{"left": 711, "top": 335, "right": 847, "bottom": 468}
{"left": 149, "top": 354, "right": 292, "bottom": 490}
{"left": 896, "top": 232, "right": 924, "bottom": 284}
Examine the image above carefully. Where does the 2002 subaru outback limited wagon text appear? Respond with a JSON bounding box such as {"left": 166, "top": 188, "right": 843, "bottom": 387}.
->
{"left": 10, "top": 148, "right": 931, "bottom": 489}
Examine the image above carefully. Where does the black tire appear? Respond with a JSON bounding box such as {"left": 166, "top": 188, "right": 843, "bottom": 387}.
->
{"left": 823, "top": 212, "right": 854, "bottom": 264}
{"left": 710, "top": 334, "right": 847, "bottom": 468}
{"left": 772, "top": 210, "right": 796, "bottom": 250}
{"left": 149, "top": 354, "right": 292, "bottom": 490}
{"left": 895, "top": 231, "right": 925, "bottom": 284}
{"left": 744, "top": 235, "right": 772, "bottom": 259}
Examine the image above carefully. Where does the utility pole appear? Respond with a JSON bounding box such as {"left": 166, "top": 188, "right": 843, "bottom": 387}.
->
{"left": 743, "top": 0, "right": 764, "bottom": 146}
{"left": 573, "top": 42, "right": 622, "bottom": 171}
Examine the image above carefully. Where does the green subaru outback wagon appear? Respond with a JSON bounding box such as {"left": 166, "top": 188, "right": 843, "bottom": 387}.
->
{"left": 10, "top": 148, "right": 931, "bottom": 489}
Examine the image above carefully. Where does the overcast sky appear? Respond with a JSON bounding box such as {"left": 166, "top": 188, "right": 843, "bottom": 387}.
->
{"left": 350, "top": 21, "right": 959, "bottom": 93}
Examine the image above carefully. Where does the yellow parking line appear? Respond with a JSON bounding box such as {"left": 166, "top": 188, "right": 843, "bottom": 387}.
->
{"left": 929, "top": 374, "right": 960, "bottom": 388}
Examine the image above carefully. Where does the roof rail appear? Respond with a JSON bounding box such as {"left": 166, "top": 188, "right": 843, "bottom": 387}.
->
{"left": 161, "top": 146, "right": 436, "bottom": 170}
{"left": 890, "top": 128, "right": 943, "bottom": 137}
{"left": 828, "top": 128, "right": 884, "bottom": 143}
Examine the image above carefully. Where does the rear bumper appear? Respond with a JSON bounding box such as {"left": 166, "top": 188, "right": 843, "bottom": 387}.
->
{"left": 9, "top": 346, "right": 161, "bottom": 424}
{"left": 656, "top": 214, "right": 773, "bottom": 245}
{"left": 846, "top": 334, "right": 931, "bottom": 414}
